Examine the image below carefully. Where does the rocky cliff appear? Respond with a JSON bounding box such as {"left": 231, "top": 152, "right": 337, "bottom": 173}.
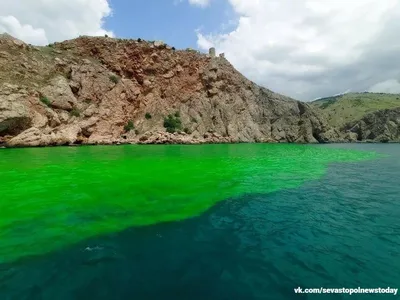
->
{"left": 311, "top": 93, "right": 400, "bottom": 143}
{"left": 343, "top": 108, "right": 400, "bottom": 143}
{"left": 0, "top": 33, "right": 352, "bottom": 147}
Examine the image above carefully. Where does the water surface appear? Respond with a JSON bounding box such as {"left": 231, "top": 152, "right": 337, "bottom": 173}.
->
{"left": 0, "top": 144, "right": 398, "bottom": 299}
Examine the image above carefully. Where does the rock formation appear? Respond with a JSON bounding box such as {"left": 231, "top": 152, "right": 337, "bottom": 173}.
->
{"left": 0, "top": 34, "right": 365, "bottom": 147}
{"left": 343, "top": 108, "right": 400, "bottom": 143}
{"left": 311, "top": 93, "right": 400, "bottom": 143}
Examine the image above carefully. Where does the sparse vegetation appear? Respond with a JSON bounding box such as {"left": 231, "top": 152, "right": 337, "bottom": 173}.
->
{"left": 163, "top": 114, "right": 182, "bottom": 133}
{"left": 353, "top": 98, "right": 363, "bottom": 106}
{"left": 183, "top": 127, "right": 191, "bottom": 134}
{"left": 70, "top": 108, "right": 81, "bottom": 117}
{"left": 109, "top": 75, "right": 120, "bottom": 84}
{"left": 172, "top": 47, "right": 176, "bottom": 51}
{"left": 124, "top": 120, "right": 135, "bottom": 132}
{"left": 191, "top": 117, "right": 197, "bottom": 123}
{"left": 145, "top": 112, "right": 152, "bottom": 120}
{"left": 320, "top": 99, "right": 335, "bottom": 109}
{"left": 134, "top": 129, "right": 139, "bottom": 135}
{"left": 174, "top": 111, "right": 180, "bottom": 118}
{"left": 84, "top": 99, "right": 92, "bottom": 104}
{"left": 137, "top": 38, "right": 142, "bottom": 42}
{"left": 40, "top": 96, "right": 51, "bottom": 106}
{"left": 312, "top": 92, "right": 400, "bottom": 127}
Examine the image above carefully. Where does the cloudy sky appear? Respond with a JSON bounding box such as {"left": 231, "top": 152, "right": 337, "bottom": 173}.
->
{"left": 1, "top": 0, "right": 400, "bottom": 100}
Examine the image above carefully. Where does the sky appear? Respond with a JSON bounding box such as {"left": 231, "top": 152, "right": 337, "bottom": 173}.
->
{"left": 1, "top": 0, "right": 400, "bottom": 101}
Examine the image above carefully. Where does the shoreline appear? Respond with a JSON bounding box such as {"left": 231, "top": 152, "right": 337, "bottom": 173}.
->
{"left": 1, "top": 140, "right": 398, "bottom": 150}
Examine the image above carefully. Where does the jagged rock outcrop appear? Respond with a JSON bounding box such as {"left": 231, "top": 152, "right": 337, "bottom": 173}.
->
{"left": 0, "top": 84, "right": 32, "bottom": 137}
{"left": 344, "top": 108, "right": 400, "bottom": 142}
{"left": 41, "top": 76, "right": 78, "bottom": 110}
{"left": 0, "top": 34, "right": 353, "bottom": 147}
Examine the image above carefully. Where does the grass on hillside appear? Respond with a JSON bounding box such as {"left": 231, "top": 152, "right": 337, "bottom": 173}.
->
{"left": 311, "top": 93, "right": 400, "bottom": 127}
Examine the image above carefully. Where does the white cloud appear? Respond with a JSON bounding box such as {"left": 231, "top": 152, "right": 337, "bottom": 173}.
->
{"left": 196, "top": 0, "right": 400, "bottom": 100}
{"left": 0, "top": 0, "right": 113, "bottom": 46}
{"left": 175, "top": 0, "right": 212, "bottom": 7}
{"left": 369, "top": 79, "right": 400, "bottom": 93}
{"left": 0, "top": 16, "right": 47, "bottom": 45}
{"left": 196, "top": 30, "right": 214, "bottom": 49}
{"left": 188, "top": 0, "right": 212, "bottom": 8}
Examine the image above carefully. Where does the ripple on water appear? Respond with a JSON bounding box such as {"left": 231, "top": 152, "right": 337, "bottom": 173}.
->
{"left": 0, "top": 144, "right": 399, "bottom": 299}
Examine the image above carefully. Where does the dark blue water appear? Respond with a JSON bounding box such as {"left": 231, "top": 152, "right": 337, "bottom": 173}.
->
{"left": 1, "top": 144, "right": 399, "bottom": 299}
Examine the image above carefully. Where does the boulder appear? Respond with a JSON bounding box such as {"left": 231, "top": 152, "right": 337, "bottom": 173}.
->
{"left": 154, "top": 41, "right": 165, "bottom": 48}
{"left": 7, "top": 127, "right": 52, "bottom": 147}
{"left": 41, "top": 76, "right": 77, "bottom": 110}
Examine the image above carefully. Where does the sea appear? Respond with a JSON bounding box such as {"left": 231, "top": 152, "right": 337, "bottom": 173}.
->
{"left": 0, "top": 143, "right": 398, "bottom": 299}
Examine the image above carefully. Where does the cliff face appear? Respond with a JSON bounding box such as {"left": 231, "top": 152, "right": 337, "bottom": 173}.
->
{"left": 311, "top": 93, "right": 400, "bottom": 143}
{"left": 0, "top": 34, "right": 346, "bottom": 147}
{"left": 343, "top": 108, "right": 400, "bottom": 143}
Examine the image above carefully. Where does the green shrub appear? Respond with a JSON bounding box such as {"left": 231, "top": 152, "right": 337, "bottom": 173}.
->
{"left": 174, "top": 111, "right": 180, "bottom": 118}
{"left": 124, "top": 120, "right": 135, "bottom": 132}
{"left": 163, "top": 114, "right": 182, "bottom": 133}
{"left": 183, "top": 127, "right": 191, "bottom": 134}
{"left": 134, "top": 129, "right": 139, "bottom": 135}
{"left": 109, "top": 75, "right": 119, "bottom": 84}
{"left": 145, "top": 112, "right": 152, "bottom": 120}
{"left": 70, "top": 108, "right": 80, "bottom": 117}
{"left": 40, "top": 96, "right": 51, "bottom": 106}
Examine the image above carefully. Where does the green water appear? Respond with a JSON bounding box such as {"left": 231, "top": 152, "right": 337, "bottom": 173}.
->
{"left": 0, "top": 144, "right": 377, "bottom": 264}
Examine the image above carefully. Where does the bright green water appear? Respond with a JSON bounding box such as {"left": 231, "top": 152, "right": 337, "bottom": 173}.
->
{"left": 0, "top": 144, "right": 377, "bottom": 264}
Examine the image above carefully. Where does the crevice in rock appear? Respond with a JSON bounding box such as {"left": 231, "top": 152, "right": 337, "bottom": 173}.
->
{"left": 312, "top": 128, "right": 323, "bottom": 143}
{"left": 0, "top": 117, "right": 31, "bottom": 136}
{"left": 298, "top": 102, "right": 306, "bottom": 116}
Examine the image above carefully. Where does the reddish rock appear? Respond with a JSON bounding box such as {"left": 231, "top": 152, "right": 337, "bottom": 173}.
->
{"left": 0, "top": 35, "right": 345, "bottom": 147}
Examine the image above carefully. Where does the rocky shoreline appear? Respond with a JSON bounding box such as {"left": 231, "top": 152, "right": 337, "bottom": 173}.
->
{"left": 2, "top": 131, "right": 397, "bottom": 149}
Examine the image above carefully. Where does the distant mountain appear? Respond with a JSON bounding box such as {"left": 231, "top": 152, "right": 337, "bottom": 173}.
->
{"left": 311, "top": 92, "right": 400, "bottom": 126}
{"left": 311, "top": 93, "right": 400, "bottom": 142}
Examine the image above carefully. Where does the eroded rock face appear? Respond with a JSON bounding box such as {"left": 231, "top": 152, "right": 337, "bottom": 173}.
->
{"left": 344, "top": 108, "right": 400, "bottom": 142}
{"left": 0, "top": 84, "right": 32, "bottom": 136}
{"left": 0, "top": 35, "right": 350, "bottom": 147}
{"left": 41, "top": 76, "right": 77, "bottom": 110}
{"left": 7, "top": 127, "right": 51, "bottom": 147}
{"left": 8, "top": 125, "right": 82, "bottom": 147}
